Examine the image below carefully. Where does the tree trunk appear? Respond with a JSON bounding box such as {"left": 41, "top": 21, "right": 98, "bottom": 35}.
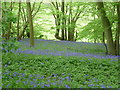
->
{"left": 6, "top": 2, "right": 13, "bottom": 40}
{"left": 75, "top": 29, "right": 77, "bottom": 41}
{"left": 103, "top": 31, "right": 108, "bottom": 54}
{"left": 17, "top": 2, "right": 21, "bottom": 40}
{"left": 68, "top": 21, "right": 75, "bottom": 41}
{"left": 55, "top": 18, "right": 62, "bottom": 40}
{"left": 64, "top": 19, "right": 67, "bottom": 40}
{"left": 94, "top": 16, "right": 97, "bottom": 43}
{"left": 52, "top": 2, "right": 82, "bottom": 41}
{"left": 26, "top": 1, "right": 34, "bottom": 47}
{"left": 68, "top": 29, "right": 75, "bottom": 41}
{"left": 61, "top": 0, "right": 65, "bottom": 40}
{"left": 115, "top": 2, "right": 120, "bottom": 55}
{"left": 97, "top": 1, "right": 116, "bottom": 55}
{"left": 17, "top": 23, "right": 28, "bottom": 40}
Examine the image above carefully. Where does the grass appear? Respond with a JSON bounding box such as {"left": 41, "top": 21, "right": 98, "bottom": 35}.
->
{"left": 2, "top": 39, "right": 119, "bottom": 88}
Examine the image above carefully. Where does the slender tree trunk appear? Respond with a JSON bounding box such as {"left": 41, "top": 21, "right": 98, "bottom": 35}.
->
{"left": 103, "top": 31, "right": 108, "bottom": 54}
{"left": 97, "top": 1, "right": 116, "bottom": 55}
{"left": 0, "top": 2, "right": 1, "bottom": 36}
{"left": 94, "top": 16, "right": 97, "bottom": 43}
{"left": 94, "top": 31, "right": 97, "bottom": 44}
{"left": 64, "top": 19, "right": 67, "bottom": 40}
{"left": 68, "top": 3, "right": 75, "bottom": 41}
{"left": 52, "top": 2, "right": 82, "bottom": 41}
{"left": 75, "top": 29, "right": 77, "bottom": 41}
{"left": 68, "top": 21, "right": 75, "bottom": 41}
{"left": 55, "top": 18, "right": 62, "bottom": 40}
{"left": 26, "top": 1, "right": 34, "bottom": 47}
{"left": 115, "top": 2, "right": 120, "bottom": 55}
{"left": 6, "top": 2, "right": 13, "bottom": 40}
{"left": 17, "top": 2, "right": 21, "bottom": 40}
{"left": 17, "top": 23, "right": 28, "bottom": 40}
{"left": 61, "top": 0, "right": 65, "bottom": 40}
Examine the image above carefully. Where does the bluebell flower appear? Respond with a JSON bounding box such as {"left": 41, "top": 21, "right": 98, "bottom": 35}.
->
{"left": 94, "top": 78, "right": 99, "bottom": 82}
{"left": 46, "top": 60, "right": 48, "bottom": 62}
{"left": 29, "top": 74, "right": 32, "bottom": 77}
{"left": 13, "top": 73, "right": 16, "bottom": 77}
{"left": 6, "top": 84, "right": 11, "bottom": 88}
{"left": 37, "top": 74, "right": 40, "bottom": 77}
{"left": 41, "top": 62, "right": 44, "bottom": 65}
{"left": 16, "top": 80, "right": 20, "bottom": 83}
{"left": 39, "top": 76, "right": 44, "bottom": 79}
{"left": 59, "top": 81, "right": 62, "bottom": 83}
{"left": 52, "top": 74, "right": 57, "bottom": 77}
{"left": 68, "top": 73, "right": 71, "bottom": 75}
{"left": 65, "top": 85, "right": 70, "bottom": 88}
{"left": 8, "top": 61, "right": 10, "bottom": 64}
{"left": 14, "top": 72, "right": 18, "bottom": 74}
{"left": 53, "top": 79, "right": 56, "bottom": 81}
{"left": 44, "top": 84, "right": 50, "bottom": 87}
{"left": 96, "top": 84, "right": 99, "bottom": 86}
{"left": 30, "top": 81, "right": 34, "bottom": 85}
{"left": 19, "top": 67, "right": 22, "bottom": 70}
{"left": 65, "top": 76, "right": 71, "bottom": 81}
{"left": 100, "top": 84, "right": 106, "bottom": 88}
{"left": 48, "top": 80, "right": 50, "bottom": 82}
{"left": 4, "top": 64, "right": 8, "bottom": 67}
{"left": 21, "top": 73, "right": 25, "bottom": 76}
{"left": 47, "top": 76, "right": 52, "bottom": 79}
{"left": 110, "top": 60, "right": 117, "bottom": 62}
{"left": 34, "top": 85, "right": 37, "bottom": 87}
{"left": 51, "top": 82, "right": 56, "bottom": 85}
{"left": 18, "top": 76, "right": 21, "bottom": 78}
{"left": 33, "top": 74, "right": 36, "bottom": 76}
{"left": 84, "top": 74, "right": 89, "bottom": 77}
{"left": 61, "top": 78, "right": 65, "bottom": 80}
{"left": 83, "top": 82, "right": 86, "bottom": 84}
{"left": 88, "top": 84, "right": 94, "bottom": 87}
{"left": 37, "top": 83, "right": 41, "bottom": 86}
{"left": 108, "top": 86, "right": 112, "bottom": 88}
{"left": 23, "top": 81, "right": 28, "bottom": 85}
{"left": 33, "top": 78, "right": 36, "bottom": 81}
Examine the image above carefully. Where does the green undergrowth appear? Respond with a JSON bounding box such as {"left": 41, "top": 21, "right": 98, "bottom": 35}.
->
{"left": 2, "top": 53, "right": 118, "bottom": 88}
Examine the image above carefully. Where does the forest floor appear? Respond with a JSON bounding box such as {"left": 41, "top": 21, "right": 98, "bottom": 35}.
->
{"left": 2, "top": 38, "right": 119, "bottom": 88}
{"left": 17, "top": 39, "right": 119, "bottom": 59}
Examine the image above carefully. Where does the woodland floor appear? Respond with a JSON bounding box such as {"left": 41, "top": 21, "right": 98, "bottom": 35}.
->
{"left": 2, "top": 39, "right": 119, "bottom": 88}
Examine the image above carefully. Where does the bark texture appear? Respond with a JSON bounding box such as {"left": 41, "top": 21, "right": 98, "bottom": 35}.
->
{"left": 97, "top": 1, "right": 116, "bottom": 55}
{"left": 27, "top": 2, "right": 34, "bottom": 47}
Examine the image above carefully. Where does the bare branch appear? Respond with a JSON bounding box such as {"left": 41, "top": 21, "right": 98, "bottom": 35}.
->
{"left": 72, "top": 4, "right": 80, "bottom": 21}
{"left": 31, "top": 0, "right": 36, "bottom": 13}
{"left": 32, "top": 1, "right": 42, "bottom": 18}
